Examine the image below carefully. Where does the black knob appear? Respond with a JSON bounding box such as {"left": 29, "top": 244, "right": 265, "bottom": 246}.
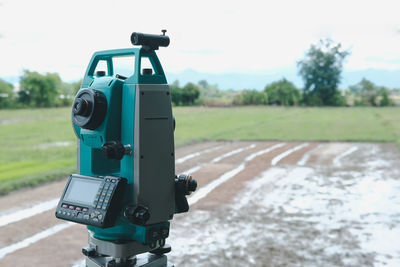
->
{"left": 188, "top": 178, "right": 197, "bottom": 193}
{"left": 102, "top": 141, "right": 126, "bottom": 160}
{"left": 177, "top": 174, "right": 197, "bottom": 195}
{"left": 124, "top": 205, "right": 150, "bottom": 225}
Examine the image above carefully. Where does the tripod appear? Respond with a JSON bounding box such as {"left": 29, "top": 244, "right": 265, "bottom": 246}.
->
{"left": 81, "top": 232, "right": 174, "bottom": 267}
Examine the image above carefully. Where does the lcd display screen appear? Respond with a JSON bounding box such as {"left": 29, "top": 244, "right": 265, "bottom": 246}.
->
{"left": 64, "top": 177, "right": 102, "bottom": 206}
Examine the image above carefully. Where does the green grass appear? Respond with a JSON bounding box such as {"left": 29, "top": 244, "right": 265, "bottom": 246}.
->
{"left": 173, "top": 106, "right": 400, "bottom": 146}
{"left": 1, "top": 106, "right": 399, "bottom": 194}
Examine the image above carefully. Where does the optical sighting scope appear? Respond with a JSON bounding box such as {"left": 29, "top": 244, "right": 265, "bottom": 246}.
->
{"left": 131, "top": 30, "right": 170, "bottom": 51}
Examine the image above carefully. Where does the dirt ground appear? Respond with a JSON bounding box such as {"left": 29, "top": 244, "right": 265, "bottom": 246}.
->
{"left": 0, "top": 141, "right": 399, "bottom": 267}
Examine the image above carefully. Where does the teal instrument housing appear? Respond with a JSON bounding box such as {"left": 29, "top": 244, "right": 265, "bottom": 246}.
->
{"left": 73, "top": 47, "right": 173, "bottom": 244}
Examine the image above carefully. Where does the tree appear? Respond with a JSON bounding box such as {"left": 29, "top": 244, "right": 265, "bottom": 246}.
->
{"left": 264, "top": 78, "right": 300, "bottom": 106}
{"left": 57, "top": 80, "right": 82, "bottom": 106}
{"left": 233, "top": 89, "right": 268, "bottom": 105}
{"left": 0, "top": 78, "right": 14, "bottom": 108}
{"left": 350, "top": 78, "right": 393, "bottom": 106}
{"left": 298, "top": 39, "right": 349, "bottom": 106}
{"left": 170, "top": 81, "right": 200, "bottom": 106}
{"left": 181, "top": 82, "right": 200, "bottom": 105}
{"left": 19, "top": 70, "right": 62, "bottom": 107}
{"left": 170, "top": 80, "right": 182, "bottom": 106}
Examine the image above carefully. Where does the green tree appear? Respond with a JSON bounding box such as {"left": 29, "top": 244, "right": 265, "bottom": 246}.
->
{"left": 0, "top": 78, "right": 14, "bottom": 108}
{"left": 233, "top": 90, "right": 268, "bottom": 105}
{"left": 19, "top": 70, "right": 62, "bottom": 107}
{"left": 298, "top": 39, "right": 349, "bottom": 106}
{"left": 350, "top": 78, "right": 393, "bottom": 106}
{"left": 264, "top": 78, "right": 300, "bottom": 106}
{"left": 170, "top": 80, "right": 182, "bottom": 106}
{"left": 181, "top": 82, "right": 200, "bottom": 105}
{"left": 380, "top": 88, "right": 392, "bottom": 106}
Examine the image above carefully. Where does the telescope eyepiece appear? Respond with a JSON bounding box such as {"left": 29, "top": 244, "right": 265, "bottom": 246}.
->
{"left": 131, "top": 30, "right": 170, "bottom": 51}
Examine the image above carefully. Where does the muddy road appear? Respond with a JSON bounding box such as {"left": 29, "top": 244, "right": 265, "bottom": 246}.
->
{"left": 0, "top": 141, "right": 399, "bottom": 266}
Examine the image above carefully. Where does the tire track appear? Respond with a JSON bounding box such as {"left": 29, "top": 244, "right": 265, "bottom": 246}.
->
{"left": 332, "top": 145, "right": 359, "bottom": 166}
{"left": 188, "top": 143, "right": 286, "bottom": 206}
{"left": 271, "top": 143, "right": 309, "bottom": 166}
{"left": 195, "top": 143, "right": 315, "bottom": 210}
{"left": 297, "top": 143, "right": 325, "bottom": 166}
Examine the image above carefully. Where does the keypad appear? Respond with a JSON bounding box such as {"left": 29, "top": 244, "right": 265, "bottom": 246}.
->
{"left": 57, "top": 175, "right": 124, "bottom": 228}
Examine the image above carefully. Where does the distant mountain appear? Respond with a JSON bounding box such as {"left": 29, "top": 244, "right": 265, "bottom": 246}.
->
{"left": 166, "top": 68, "right": 400, "bottom": 90}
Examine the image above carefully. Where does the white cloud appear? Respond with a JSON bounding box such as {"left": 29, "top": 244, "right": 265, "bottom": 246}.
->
{"left": 0, "top": 0, "right": 400, "bottom": 80}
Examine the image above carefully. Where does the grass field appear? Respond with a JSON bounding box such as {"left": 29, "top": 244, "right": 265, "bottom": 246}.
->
{"left": 0, "top": 106, "right": 399, "bottom": 194}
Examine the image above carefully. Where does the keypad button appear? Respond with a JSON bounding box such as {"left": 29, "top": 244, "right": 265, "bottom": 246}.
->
{"left": 82, "top": 208, "right": 88, "bottom": 212}
{"left": 62, "top": 211, "right": 66, "bottom": 215}
{"left": 67, "top": 212, "right": 71, "bottom": 216}
{"left": 106, "top": 178, "right": 110, "bottom": 182}
{"left": 83, "top": 215, "right": 89, "bottom": 220}
{"left": 75, "top": 207, "right": 82, "bottom": 211}
{"left": 96, "top": 205, "right": 101, "bottom": 209}
{"left": 69, "top": 205, "right": 75, "bottom": 210}
{"left": 93, "top": 218, "right": 99, "bottom": 222}
{"left": 62, "top": 204, "right": 68, "bottom": 208}
{"left": 104, "top": 199, "right": 109, "bottom": 204}
{"left": 98, "top": 214, "right": 103, "bottom": 220}
{"left": 111, "top": 179, "right": 116, "bottom": 183}
{"left": 57, "top": 210, "right": 62, "bottom": 214}
{"left": 102, "top": 206, "right": 106, "bottom": 210}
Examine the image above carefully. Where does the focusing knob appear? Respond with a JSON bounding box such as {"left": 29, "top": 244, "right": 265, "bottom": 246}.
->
{"left": 124, "top": 205, "right": 150, "bottom": 225}
{"left": 72, "top": 89, "right": 107, "bottom": 130}
{"left": 102, "top": 141, "right": 131, "bottom": 160}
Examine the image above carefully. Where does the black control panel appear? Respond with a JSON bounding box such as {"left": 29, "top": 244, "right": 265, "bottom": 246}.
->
{"left": 56, "top": 174, "right": 126, "bottom": 228}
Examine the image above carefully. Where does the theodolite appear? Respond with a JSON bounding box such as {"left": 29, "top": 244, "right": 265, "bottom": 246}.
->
{"left": 55, "top": 30, "right": 197, "bottom": 267}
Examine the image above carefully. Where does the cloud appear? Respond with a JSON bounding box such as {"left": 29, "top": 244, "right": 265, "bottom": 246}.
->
{"left": 180, "top": 49, "right": 222, "bottom": 55}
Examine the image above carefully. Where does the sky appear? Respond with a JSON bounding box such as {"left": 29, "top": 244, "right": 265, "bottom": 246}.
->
{"left": 0, "top": 0, "right": 400, "bottom": 83}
